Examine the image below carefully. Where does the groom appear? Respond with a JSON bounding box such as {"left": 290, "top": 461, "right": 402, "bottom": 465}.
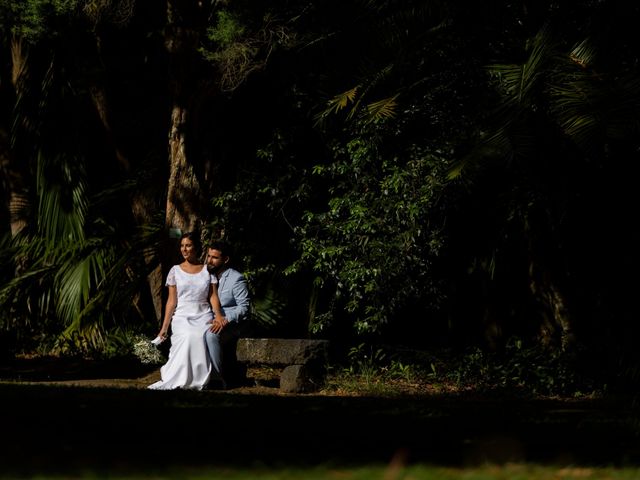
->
{"left": 205, "top": 241, "right": 251, "bottom": 388}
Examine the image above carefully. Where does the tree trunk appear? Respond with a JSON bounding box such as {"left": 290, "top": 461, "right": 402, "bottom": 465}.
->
{"left": 6, "top": 35, "right": 30, "bottom": 238}
{"left": 165, "top": 103, "right": 201, "bottom": 233}
{"left": 158, "top": 2, "right": 211, "bottom": 322}
{"left": 164, "top": 2, "right": 210, "bottom": 235}
{"left": 529, "top": 262, "right": 574, "bottom": 351}
{"left": 0, "top": 128, "right": 29, "bottom": 237}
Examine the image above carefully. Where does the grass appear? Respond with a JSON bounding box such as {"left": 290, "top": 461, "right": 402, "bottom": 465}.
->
{"left": 1, "top": 379, "right": 638, "bottom": 479}
{"left": 1, "top": 343, "right": 638, "bottom": 479}
{"left": 317, "top": 342, "right": 611, "bottom": 400}
{"left": 8, "top": 463, "right": 640, "bottom": 479}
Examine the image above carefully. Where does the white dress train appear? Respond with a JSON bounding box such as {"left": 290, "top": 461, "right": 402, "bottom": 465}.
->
{"left": 148, "top": 265, "right": 217, "bottom": 390}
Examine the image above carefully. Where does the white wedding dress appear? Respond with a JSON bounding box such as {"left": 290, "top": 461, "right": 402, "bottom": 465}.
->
{"left": 148, "top": 265, "right": 217, "bottom": 390}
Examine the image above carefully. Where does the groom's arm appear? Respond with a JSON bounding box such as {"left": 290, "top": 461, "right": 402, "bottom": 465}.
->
{"left": 222, "top": 275, "right": 251, "bottom": 323}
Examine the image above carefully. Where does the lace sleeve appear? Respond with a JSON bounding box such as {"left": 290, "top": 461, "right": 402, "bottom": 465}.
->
{"left": 166, "top": 266, "right": 177, "bottom": 286}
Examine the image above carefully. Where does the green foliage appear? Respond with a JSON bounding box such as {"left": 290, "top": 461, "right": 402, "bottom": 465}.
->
{"left": 287, "top": 130, "right": 446, "bottom": 334}
{"left": 488, "top": 25, "right": 640, "bottom": 155}
{"left": 0, "top": 0, "right": 165, "bottom": 356}
{"left": 325, "top": 342, "right": 431, "bottom": 395}
{"left": 200, "top": 8, "right": 256, "bottom": 84}
{"left": 313, "top": 68, "right": 398, "bottom": 127}
{"left": 206, "top": 10, "right": 245, "bottom": 47}
{"left": 344, "top": 342, "right": 387, "bottom": 383}
{"left": 1, "top": 0, "right": 639, "bottom": 385}
{"left": 0, "top": 152, "right": 163, "bottom": 355}
{"left": 442, "top": 11, "right": 640, "bottom": 363}
{"left": 445, "top": 338, "right": 599, "bottom": 397}
{"left": 325, "top": 339, "right": 601, "bottom": 398}
{"left": 199, "top": 7, "right": 297, "bottom": 91}
{"left": 202, "top": 121, "right": 320, "bottom": 335}
{"left": 205, "top": 186, "right": 299, "bottom": 335}
{"left": 249, "top": 286, "right": 288, "bottom": 331}
{"left": 0, "top": 0, "right": 80, "bottom": 42}
{"left": 277, "top": 0, "right": 483, "bottom": 338}
{"left": 5, "top": 0, "right": 136, "bottom": 42}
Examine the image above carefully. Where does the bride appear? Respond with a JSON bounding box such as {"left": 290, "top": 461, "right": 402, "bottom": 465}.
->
{"left": 148, "top": 231, "right": 225, "bottom": 390}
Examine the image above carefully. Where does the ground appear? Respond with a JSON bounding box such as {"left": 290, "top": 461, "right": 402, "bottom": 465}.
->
{"left": 1, "top": 355, "right": 639, "bottom": 477}
{"left": 0, "top": 355, "right": 288, "bottom": 394}
{"left": 0, "top": 354, "right": 452, "bottom": 396}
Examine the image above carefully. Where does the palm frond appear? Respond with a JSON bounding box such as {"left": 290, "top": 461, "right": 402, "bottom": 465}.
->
{"left": 547, "top": 38, "right": 640, "bottom": 150}
{"left": 36, "top": 152, "right": 87, "bottom": 243}
{"left": 569, "top": 38, "right": 596, "bottom": 68}
{"left": 447, "top": 118, "right": 518, "bottom": 180}
{"left": 55, "top": 239, "right": 116, "bottom": 329}
{"left": 251, "top": 286, "right": 287, "bottom": 329}
{"left": 455, "top": 26, "right": 557, "bottom": 178}
{"left": 0, "top": 265, "right": 56, "bottom": 312}
{"left": 488, "top": 25, "right": 554, "bottom": 106}
{"left": 56, "top": 253, "right": 93, "bottom": 325}
{"left": 550, "top": 82, "right": 601, "bottom": 149}
{"left": 315, "top": 59, "right": 398, "bottom": 126}
{"left": 69, "top": 222, "right": 163, "bottom": 335}
{"left": 378, "top": 3, "right": 451, "bottom": 49}
{"left": 327, "top": 86, "right": 360, "bottom": 113}
{"left": 314, "top": 85, "right": 360, "bottom": 127}
{"left": 364, "top": 94, "right": 399, "bottom": 123}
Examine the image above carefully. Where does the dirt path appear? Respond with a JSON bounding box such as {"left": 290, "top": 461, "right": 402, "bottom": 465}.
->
{"left": 3, "top": 371, "right": 289, "bottom": 395}
{"left": 0, "top": 356, "right": 306, "bottom": 395}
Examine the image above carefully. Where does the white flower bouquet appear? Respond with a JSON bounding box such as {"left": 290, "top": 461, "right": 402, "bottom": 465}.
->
{"left": 132, "top": 334, "right": 166, "bottom": 365}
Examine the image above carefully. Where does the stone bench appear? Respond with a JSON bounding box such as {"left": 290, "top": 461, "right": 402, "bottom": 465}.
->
{"left": 235, "top": 338, "right": 330, "bottom": 393}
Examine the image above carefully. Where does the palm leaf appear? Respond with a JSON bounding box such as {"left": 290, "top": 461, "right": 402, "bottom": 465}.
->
{"left": 447, "top": 116, "right": 519, "bottom": 180}
{"left": 36, "top": 152, "right": 87, "bottom": 243}
{"left": 327, "top": 86, "right": 359, "bottom": 113}
{"left": 56, "top": 253, "right": 92, "bottom": 326}
{"left": 0, "top": 264, "right": 56, "bottom": 311}
{"left": 314, "top": 85, "right": 360, "bottom": 126}
{"left": 56, "top": 238, "right": 116, "bottom": 328}
{"left": 547, "top": 38, "right": 640, "bottom": 150}
{"left": 487, "top": 25, "right": 554, "bottom": 106}
{"left": 569, "top": 38, "right": 596, "bottom": 68}
{"left": 69, "top": 221, "right": 163, "bottom": 335}
{"left": 364, "top": 94, "right": 399, "bottom": 123}
{"left": 251, "top": 286, "right": 287, "bottom": 329}
{"left": 453, "top": 25, "right": 557, "bottom": 178}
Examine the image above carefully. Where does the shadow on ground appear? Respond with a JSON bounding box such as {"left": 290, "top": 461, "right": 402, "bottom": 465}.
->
{"left": 1, "top": 358, "right": 639, "bottom": 477}
{"left": 0, "top": 355, "right": 158, "bottom": 382}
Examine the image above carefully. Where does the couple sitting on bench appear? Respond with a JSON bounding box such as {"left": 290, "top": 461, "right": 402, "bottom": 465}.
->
{"left": 149, "top": 235, "right": 250, "bottom": 391}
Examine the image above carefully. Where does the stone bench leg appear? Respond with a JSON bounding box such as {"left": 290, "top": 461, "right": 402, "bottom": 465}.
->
{"left": 279, "top": 364, "right": 325, "bottom": 394}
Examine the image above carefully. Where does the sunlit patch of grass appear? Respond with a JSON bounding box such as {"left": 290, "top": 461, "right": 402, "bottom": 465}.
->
{"left": 26, "top": 463, "right": 640, "bottom": 479}
{"left": 319, "top": 345, "right": 464, "bottom": 397}
{"left": 321, "top": 369, "right": 454, "bottom": 397}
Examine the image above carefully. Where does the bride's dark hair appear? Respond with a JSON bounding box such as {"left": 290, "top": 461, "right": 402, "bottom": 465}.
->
{"left": 180, "top": 231, "right": 203, "bottom": 256}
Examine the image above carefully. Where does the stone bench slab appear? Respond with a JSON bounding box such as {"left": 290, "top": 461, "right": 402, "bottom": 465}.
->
{"left": 235, "top": 338, "right": 329, "bottom": 393}
{"left": 236, "top": 338, "right": 329, "bottom": 366}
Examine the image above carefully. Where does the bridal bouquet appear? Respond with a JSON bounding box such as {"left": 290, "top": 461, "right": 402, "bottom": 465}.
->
{"left": 132, "top": 334, "right": 165, "bottom": 365}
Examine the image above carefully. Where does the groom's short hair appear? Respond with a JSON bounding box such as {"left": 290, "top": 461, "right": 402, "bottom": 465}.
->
{"left": 208, "top": 240, "right": 233, "bottom": 259}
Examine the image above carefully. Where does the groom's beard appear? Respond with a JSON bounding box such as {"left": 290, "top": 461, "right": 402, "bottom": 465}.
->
{"left": 207, "top": 265, "right": 224, "bottom": 276}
